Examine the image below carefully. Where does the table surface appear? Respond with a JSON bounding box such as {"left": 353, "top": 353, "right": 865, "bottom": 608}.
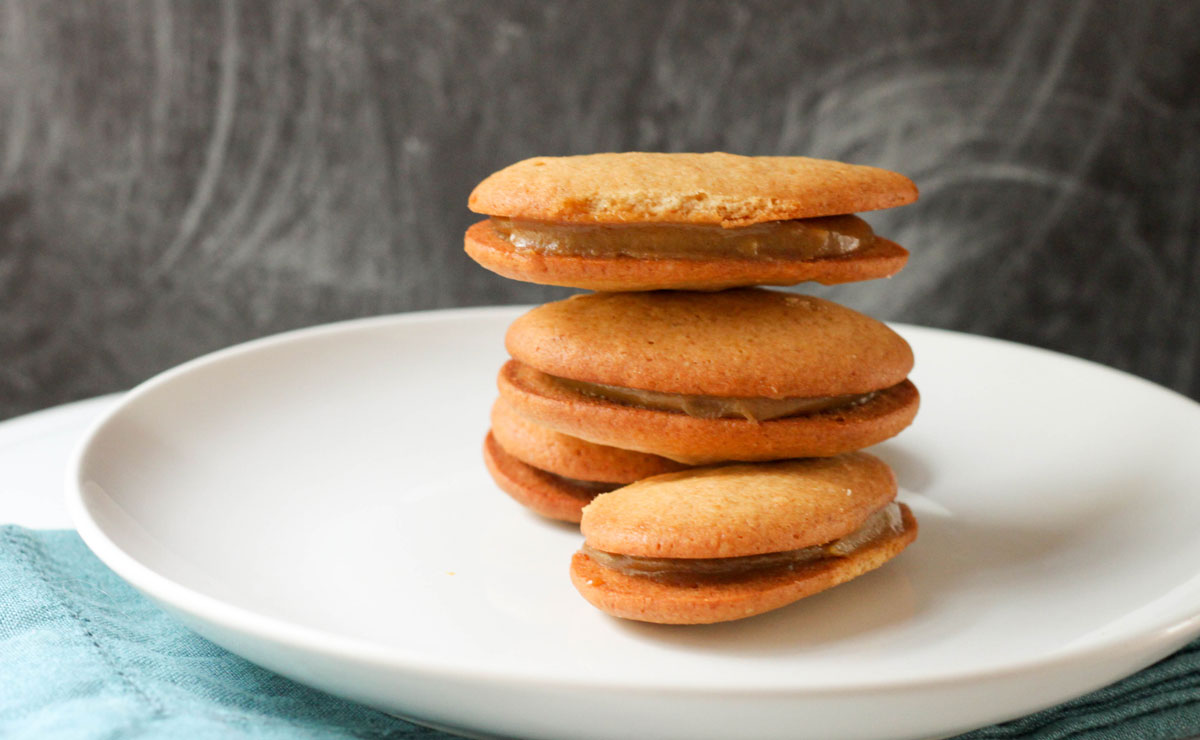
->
{"left": 0, "top": 395, "right": 120, "bottom": 528}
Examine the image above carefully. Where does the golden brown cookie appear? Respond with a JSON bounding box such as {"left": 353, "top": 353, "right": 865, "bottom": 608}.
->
{"left": 570, "top": 456, "right": 918, "bottom": 624}
{"left": 490, "top": 398, "right": 687, "bottom": 483}
{"left": 469, "top": 153, "right": 918, "bottom": 226}
{"left": 499, "top": 289, "right": 919, "bottom": 463}
{"left": 465, "top": 152, "right": 917, "bottom": 291}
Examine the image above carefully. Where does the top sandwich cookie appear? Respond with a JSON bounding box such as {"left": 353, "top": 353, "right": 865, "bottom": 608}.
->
{"left": 465, "top": 152, "right": 917, "bottom": 291}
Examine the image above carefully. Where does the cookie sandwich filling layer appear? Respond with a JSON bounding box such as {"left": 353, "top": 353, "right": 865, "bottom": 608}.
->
{"left": 552, "top": 374, "right": 881, "bottom": 422}
{"left": 545, "top": 473, "right": 622, "bottom": 496}
{"left": 583, "top": 502, "right": 904, "bottom": 583}
{"left": 490, "top": 215, "right": 874, "bottom": 261}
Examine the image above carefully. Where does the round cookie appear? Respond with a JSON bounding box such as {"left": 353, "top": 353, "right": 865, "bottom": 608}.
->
{"left": 506, "top": 289, "right": 912, "bottom": 397}
{"left": 465, "top": 152, "right": 917, "bottom": 291}
{"left": 499, "top": 289, "right": 919, "bottom": 463}
{"left": 469, "top": 153, "right": 918, "bottom": 226}
{"left": 581, "top": 454, "right": 899, "bottom": 557}
{"left": 570, "top": 456, "right": 918, "bottom": 624}
{"left": 490, "top": 398, "right": 687, "bottom": 483}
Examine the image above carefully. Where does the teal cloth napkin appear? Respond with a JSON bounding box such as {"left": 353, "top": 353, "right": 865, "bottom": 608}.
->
{"left": 3, "top": 525, "right": 1200, "bottom": 740}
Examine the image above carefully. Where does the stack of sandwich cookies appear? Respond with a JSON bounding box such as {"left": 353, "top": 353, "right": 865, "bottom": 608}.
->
{"left": 466, "top": 152, "right": 921, "bottom": 623}
{"left": 466, "top": 152, "right": 916, "bottom": 291}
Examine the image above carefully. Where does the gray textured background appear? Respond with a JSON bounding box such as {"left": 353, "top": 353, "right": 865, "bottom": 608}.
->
{"left": 1, "top": 0, "right": 1198, "bottom": 419}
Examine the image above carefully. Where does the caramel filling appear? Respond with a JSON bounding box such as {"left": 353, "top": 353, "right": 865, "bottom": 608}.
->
{"left": 584, "top": 503, "right": 902, "bottom": 583}
{"left": 491, "top": 215, "right": 874, "bottom": 260}
{"left": 547, "top": 473, "right": 621, "bottom": 495}
{"left": 553, "top": 375, "right": 877, "bottom": 422}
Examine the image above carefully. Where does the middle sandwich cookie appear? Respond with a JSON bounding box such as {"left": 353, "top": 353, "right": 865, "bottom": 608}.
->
{"left": 499, "top": 288, "right": 919, "bottom": 464}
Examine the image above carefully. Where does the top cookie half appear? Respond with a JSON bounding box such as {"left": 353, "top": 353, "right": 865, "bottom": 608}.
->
{"left": 465, "top": 152, "right": 917, "bottom": 291}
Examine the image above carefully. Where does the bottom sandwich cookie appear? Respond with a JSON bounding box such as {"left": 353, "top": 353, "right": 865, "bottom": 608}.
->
{"left": 570, "top": 454, "right": 917, "bottom": 624}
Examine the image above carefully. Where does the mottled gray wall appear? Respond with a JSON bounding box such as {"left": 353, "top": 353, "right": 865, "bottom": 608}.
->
{"left": 1, "top": 0, "right": 1198, "bottom": 418}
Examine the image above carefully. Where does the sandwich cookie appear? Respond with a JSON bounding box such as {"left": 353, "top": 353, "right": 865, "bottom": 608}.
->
{"left": 465, "top": 152, "right": 917, "bottom": 291}
{"left": 498, "top": 289, "right": 919, "bottom": 464}
{"left": 570, "top": 454, "right": 918, "bottom": 624}
{"left": 484, "top": 398, "right": 688, "bottom": 523}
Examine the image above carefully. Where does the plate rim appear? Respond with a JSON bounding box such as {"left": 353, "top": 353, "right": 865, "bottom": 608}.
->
{"left": 66, "top": 305, "right": 1200, "bottom": 696}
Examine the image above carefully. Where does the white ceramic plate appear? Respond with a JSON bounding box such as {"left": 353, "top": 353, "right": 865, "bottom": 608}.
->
{"left": 68, "top": 307, "right": 1200, "bottom": 740}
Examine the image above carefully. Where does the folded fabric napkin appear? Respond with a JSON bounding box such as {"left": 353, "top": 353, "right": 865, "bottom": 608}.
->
{"left": 3, "top": 525, "right": 1200, "bottom": 740}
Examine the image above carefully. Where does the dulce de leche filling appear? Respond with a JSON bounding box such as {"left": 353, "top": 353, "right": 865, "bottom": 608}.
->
{"left": 548, "top": 474, "right": 622, "bottom": 496}
{"left": 584, "top": 502, "right": 903, "bottom": 583}
{"left": 491, "top": 215, "right": 874, "bottom": 260}
{"left": 552, "top": 375, "right": 877, "bottom": 422}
